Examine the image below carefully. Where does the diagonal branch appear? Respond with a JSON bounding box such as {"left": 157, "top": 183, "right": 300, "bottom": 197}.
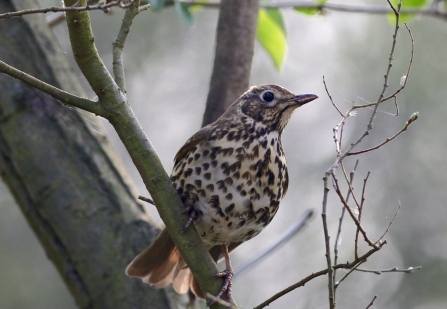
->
{"left": 0, "top": 60, "right": 101, "bottom": 114}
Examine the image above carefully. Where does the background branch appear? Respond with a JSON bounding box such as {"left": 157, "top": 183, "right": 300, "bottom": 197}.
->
{"left": 201, "top": 0, "right": 259, "bottom": 126}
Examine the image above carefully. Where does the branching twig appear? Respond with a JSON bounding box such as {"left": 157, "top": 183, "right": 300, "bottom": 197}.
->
{"left": 331, "top": 172, "right": 378, "bottom": 248}
{"left": 347, "top": 112, "right": 419, "bottom": 156}
{"left": 355, "top": 265, "right": 422, "bottom": 274}
{"left": 254, "top": 241, "right": 387, "bottom": 309}
{"left": 333, "top": 160, "right": 359, "bottom": 296}
{"left": 0, "top": 0, "right": 136, "bottom": 20}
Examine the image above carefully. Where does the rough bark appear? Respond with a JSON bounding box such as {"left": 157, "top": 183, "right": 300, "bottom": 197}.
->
{"left": 202, "top": 0, "right": 259, "bottom": 126}
{"left": 0, "top": 0, "right": 188, "bottom": 308}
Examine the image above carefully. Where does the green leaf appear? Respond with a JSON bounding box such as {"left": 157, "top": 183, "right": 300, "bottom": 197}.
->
{"left": 388, "top": 0, "right": 427, "bottom": 24}
{"left": 257, "top": 8, "right": 287, "bottom": 70}
{"left": 294, "top": 7, "right": 320, "bottom": 16}
{"left": 188, "top": 0, "right": 209, "bottom": 13}
{"left": 150, "top": 0, "right": 165, "bottom": 12}
{"left": 315, "top": 0, "right": 327, "bottom": 4}
{"left": 174, "top": 1, "right": 194, "bottom": 27}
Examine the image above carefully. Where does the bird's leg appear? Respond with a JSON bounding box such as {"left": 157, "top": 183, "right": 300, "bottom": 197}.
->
{"left": 182, "top": 195, "right": 201, "bottom": 231}
{"left": 208, "top": 244, "right": 234, "bottom": 305}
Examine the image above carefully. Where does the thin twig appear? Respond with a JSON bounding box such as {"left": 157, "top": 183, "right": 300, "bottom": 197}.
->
{"left": 322, "top": 173, "right": 335, "bottom": 309}
{"left": 324, "top": 76, "right": 344, "bottom": 117}
{"left": 138, "top": 195, "right": 155, "bottom": 205}
{"left": 377, "top": 201, "right": 402, "bottom": 242}
{"left": 112, "top": 0, "right": 147, "bottom": 92}
{"left": 205, "top": 293, "right": 234, "bottom": 308}
{"left": 331, "top": 172, "right": 378, "bottom": 248}
{"left": 254, "top": 241, "right": 387, "bottom": 309}
{"left": 381, "top": 24, "right": 414, "bottom": 103}
{"left": 334, "top": 162, "right": 357, "bottom": 259}
{"left": 347, "top": 112, "right": 419, "bottom": 156}
{"left": 365, "top": 295, "right": 378, "bottom": 309}
{"left": 0, "top": 0, "right": 136, "bottom": 20}
{"left": 334, "top": 259, "right": 366, "bottom": 288}
{"left": 355, "top": 171, "right": 370, "bottom": 259}
{"left": 333, "top": 160, "right": 359, "bottom": 301}
{"left": 355, "top": 265, "right": 422, "bottom": 274}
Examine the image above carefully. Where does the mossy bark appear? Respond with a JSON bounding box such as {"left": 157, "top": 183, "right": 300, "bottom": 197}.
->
{"left": 0, "top": 0, "right": 189, "bottom": 308}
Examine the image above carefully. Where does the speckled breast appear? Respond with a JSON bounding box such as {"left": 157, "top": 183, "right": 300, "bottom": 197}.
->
{"left": 171, "top": 126, "right": 288, "bottom": 246}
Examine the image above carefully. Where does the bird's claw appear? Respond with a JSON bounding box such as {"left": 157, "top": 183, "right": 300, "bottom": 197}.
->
{"left": 182, "top": 206, "right": 201, "bottom": 231}
{"left": 207, "top": 268, "right": 234, "bottom": 307}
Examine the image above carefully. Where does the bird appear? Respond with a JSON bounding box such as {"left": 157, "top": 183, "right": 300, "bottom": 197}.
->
{"left": 126, "top": 84, "right": 318, "bottom": 302}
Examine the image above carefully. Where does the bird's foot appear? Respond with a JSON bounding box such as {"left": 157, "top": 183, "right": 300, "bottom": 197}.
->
{"left": 207, "top": 268, "right": 234, "bottom": 306}
{"left": 182, "top": 206, "right": 201, "bottom": 231}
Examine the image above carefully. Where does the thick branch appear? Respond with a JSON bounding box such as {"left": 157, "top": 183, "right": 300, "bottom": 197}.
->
{"left": 61, "top": 1, "right": 231, "bottom": 306}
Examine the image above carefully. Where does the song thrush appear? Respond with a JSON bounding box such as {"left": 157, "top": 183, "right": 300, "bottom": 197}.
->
{"left": 126, "top": 84, "right": 317, "bottom": 302}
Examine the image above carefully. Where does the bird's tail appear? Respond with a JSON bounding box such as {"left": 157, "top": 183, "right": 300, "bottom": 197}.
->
{"left": 126, "top": 228, "right": 204, "bottom": 297}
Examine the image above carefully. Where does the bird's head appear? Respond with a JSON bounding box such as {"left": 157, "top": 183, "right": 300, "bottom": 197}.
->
{"left": 230, "top": 84, "right": 318, "bottom": 133}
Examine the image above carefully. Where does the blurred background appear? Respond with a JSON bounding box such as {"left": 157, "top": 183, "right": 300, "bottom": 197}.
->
{"left": 1, "top": 0, "right": 446, "bottom": 308}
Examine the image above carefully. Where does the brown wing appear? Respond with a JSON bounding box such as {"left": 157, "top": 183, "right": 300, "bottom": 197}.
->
{"left": 173, "top": 125, "right": 213, "bottom": 165}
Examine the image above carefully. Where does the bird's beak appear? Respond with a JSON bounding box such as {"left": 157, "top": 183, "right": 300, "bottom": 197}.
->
{"left": 290, "top": 94, "right": 318, "bottom": 106}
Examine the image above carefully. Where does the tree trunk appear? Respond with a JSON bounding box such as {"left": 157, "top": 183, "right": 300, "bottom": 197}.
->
{"left": 0, "top": 0, "right": 191, "bottom": 308}
{"left": 202, "top": 0, "right": 259, "bottom": 126}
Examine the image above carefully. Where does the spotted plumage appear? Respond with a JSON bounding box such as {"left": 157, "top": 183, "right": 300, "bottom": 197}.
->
{"left": 126, "top": 84, "right": 317, "bottom": 301}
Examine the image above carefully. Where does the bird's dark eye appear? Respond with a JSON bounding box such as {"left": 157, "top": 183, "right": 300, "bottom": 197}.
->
{"left": 262, "top": 91, "right": 274, "bottom": 102}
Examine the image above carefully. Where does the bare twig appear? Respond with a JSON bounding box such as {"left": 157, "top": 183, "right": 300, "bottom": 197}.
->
{"left": 254, "top": 241, "right": 387, "bottom": 309}
{"left": 347, "top": 112, "right": 419, "bottom": 156}
{"left": 377, "top": 201, "right": 402, "bottom": 243}
{"left": 355, "top": 265, "right": 422, "bottom": 274}
{"left": 365, "top": 295, "right": 378, "bottom": 309}
{"left": 324, "top": 76, "right": 343, "bottom": 117}
{"left": 331, "top": 172, "right": 378, "bottom": 248}
{"left": 381, "top": 24, "right": 414, "bottom": 103}
{"left": 0, "top": 0, "right": 136, "bottom": 20}
{"left": 205, "top": 293, "right": 234, "bottom": 308}
{"left": 334, "top": 260, "right": 366, "bottom": 288}
{"left": 333, "top": 160, "right": 359, "bottom": 298}
{"left": 138, "top": 195, "right": 155, "bottom": 205}
{"left": 112, "top": 0, "right": 149, "bottom": 92}
{"left": 355, "top": 171, "right": 370, "bottom": 259}
{"left": 322, "top": 174, "right": 335, "bottom": 309}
